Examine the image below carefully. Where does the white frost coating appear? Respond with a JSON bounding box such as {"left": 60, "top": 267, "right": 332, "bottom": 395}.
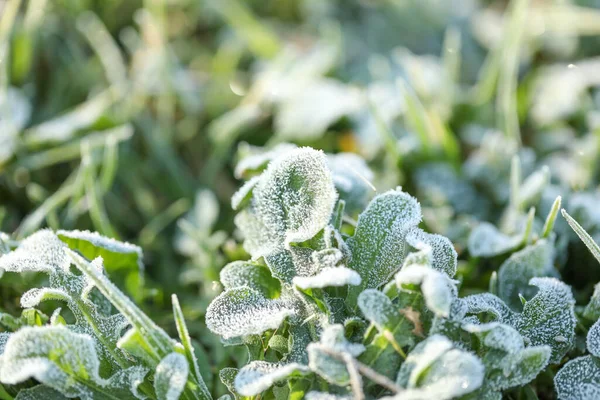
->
{"left": 0, "top": 230, "right": 69, "bottom": 273}
{"left": 305, "top": 392, "right": 351, "bottom": 400}
{"left": 234, "top": 147, "right": 338, "bottom": 259}
{"left": 293, "top": 267, "right": 361, "bottom": 289}
{"left": 58, "top": 230, "right": 141, "bottom": 256}
{"left": 319, "top": 324, "right": 365, "bottom": 356}
{"left": 555, "top": 355, "right": 600, "bottom": 400}
{"left": 394, "top": 335, "right": 484, "bottom": 400}
{"left": 205, "top": 287, "right": 296, "bottom": 339}
{"left": 587, "top": 320, "right": 600, "bottom": 358}
{"left": 235, "top": 361, "right": 309, "bottom": 396}
{"left": 462, "top": 323, "right": 524, "bottom": 354}
{"left": 231, "top": 176, "right": 260, "bottom": 211}
{"left": 357, "top": 289, "right": 397, "bottom": 331}
{"left": 396, "top": 265, "right": 454, "bottom": 317}
{"left": 406, "top": 228, "right": 457, "bottom": 277}
{"left": 154, "top": 352, "right": 189, "bottom": 400}
{"left": 20, "top": 288, "right": 72, "bottom": 308}
{"left": 467, "top": 222, "right": 522, "bottom": 257}
{"left": 57, "top": 229, "right": 143, "bottom": 270}
{"left": 348, "top": 190, "right": 422, "bottom": 293}
{"left": 0, "top": 326, "right": 103, "bottom": 397}
{"left": 219, "top": 261, "right": 278, "bottom": 296}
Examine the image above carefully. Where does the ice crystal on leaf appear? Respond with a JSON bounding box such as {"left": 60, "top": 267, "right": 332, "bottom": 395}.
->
{"left": 234, "top": 361, "right": 310, "bottom": 396}
{"left": 154, "top": 352, "right": 189, "bottom": 400}
{"left": 205, "top": 287, "right": 297, "bottom": 339}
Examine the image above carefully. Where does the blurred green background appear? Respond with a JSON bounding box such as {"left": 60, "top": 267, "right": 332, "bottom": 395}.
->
{"left": 4, "top": 0, "right": 600, "bottom": 396}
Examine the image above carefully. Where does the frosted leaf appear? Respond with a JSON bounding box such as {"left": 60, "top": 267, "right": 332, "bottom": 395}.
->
{"left": 305, "top": 392, "right": 351, "bottom": 400}
{"left": 231, "top": 176, "right": 260, "bottom": 211}
{"left": 307, "top": 324, "right": 365, "bottom": 385}
{"left": 293, "top": 267, "right": 361, "bottom": 289}
{"left": 14, "top": 386, "right": 68, "bottom": 400}
{"left": 395, "top": 335, "right": 484, "bottom": 400}
{"left": 467, "top": 222, "right": 522, "bottom": 257}
{"left": 20, "top": 288, "right": 72, "bottom": 308}
{"left": 464, "top": 322, "right": 523, "bottom": 353}
{"left": 463, "top": 323, "right": 551, "bottom": 390}
{"left": 234, "top": 361, "right": 310, "bottom": 396}
{"left": 347, "top": 190, "right": 421, "bottom": 304}
{"left": 205, "top": 287, "right": 296, "bottom": 339}
{"left": 584, "top": 282, "right": 600, "bottom": 321}
{"left": 395, "top": 265, "right": 454, "bottom": 318}
{"left": 463, "top": 293, "right": 515, "bottom": 322}
{"left": 555, "top": 355, "right": 600, "bottom": 400}
{"left": 587, "top": 320, "right": 600, "bottom": 357}
{"left": 497, "top": 239, "right": 557, "bottom": 310}
{"left": 466, "top": 278, "right": 575, "bottom": 364}
{"left": 57, "top": 230, "right": 143, "bottom": 272}
{"left": 0, "top": 326, "right": 102, "bottom": 398}
{"left": 357, "top": 289, "right": 399, "bottom": 331}
{"left": 0, "top": 230, "right": 69, "bottom": 273}
{"left": 327, "top": 153, "right": 375, "bottom": 214}
{"left": 219, "top": 367, "right": 239, "bottom": 398}
{"left": 406, "top": 228, "right": 457, "bottom": 277}
{"left": 234, "top": 147, "right": 338, "bottom": 261}
{"left": 154, "top": 352, "right": 189, "bottom": 400}
{"left": 234, "top": 143, "right": 298, "bottom": 179}
{"left": 220, "top": 261, "right": 281, "bottom": 298}
{"left": 515, "top": 278, "right": 576, "bottom": 364}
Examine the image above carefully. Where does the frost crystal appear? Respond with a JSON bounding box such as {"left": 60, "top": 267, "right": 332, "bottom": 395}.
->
{"left": 406, "top": 228, "right": 457, "bottom": 277}
{"left": 205, "top": 287, "right": 296, "bottom": 339}
{"left": 293, "top": 267, "right": 361, "bottom": 289}
{"left": 0, "top": 230, "right": 69, "bottom": 273}
{"left": 234, "top": 361, "right": 310, "bottom": 396}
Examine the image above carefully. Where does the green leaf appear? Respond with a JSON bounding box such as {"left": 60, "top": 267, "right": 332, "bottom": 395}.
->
{"left": 220, "top": 261, "right": 281, "bottom": 298}
{"left": 0, "top": 229, "right": 69, "bottom": 273}
{"left": 347, "top": 190, "right": 422, "bottom": 306}
{"left": 584, "top": 282, "right": 600, "bottom": 321}
{"left": 154, "top": 352, "right": 189, "bottom": 400}
{"left": 14, "top": 385, "right": 68, "bottom": 400}
{"left": 467, "top": 222, "right": 522, "bottom": 257}
{"left": 57, "top": 229, "right": 143, "bottom": 272}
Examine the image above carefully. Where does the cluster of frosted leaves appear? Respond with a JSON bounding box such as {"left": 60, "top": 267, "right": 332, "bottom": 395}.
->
{"left": 463, "top": 277, "right": 576, "bottom": 364}
{"left": 461, "top": 323, "right": 551, "bottom": 399}
{"left": 383, "top": 335, "right": 484, "bottom": 400}
{"left": 0, "top": 326, "right": 146, "bottom": 400}
{"left": 555, "top": 318, "right": 600, "bottom": 399}
{"left": 0, "top": 230, "right": 209, "bottom": 400}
